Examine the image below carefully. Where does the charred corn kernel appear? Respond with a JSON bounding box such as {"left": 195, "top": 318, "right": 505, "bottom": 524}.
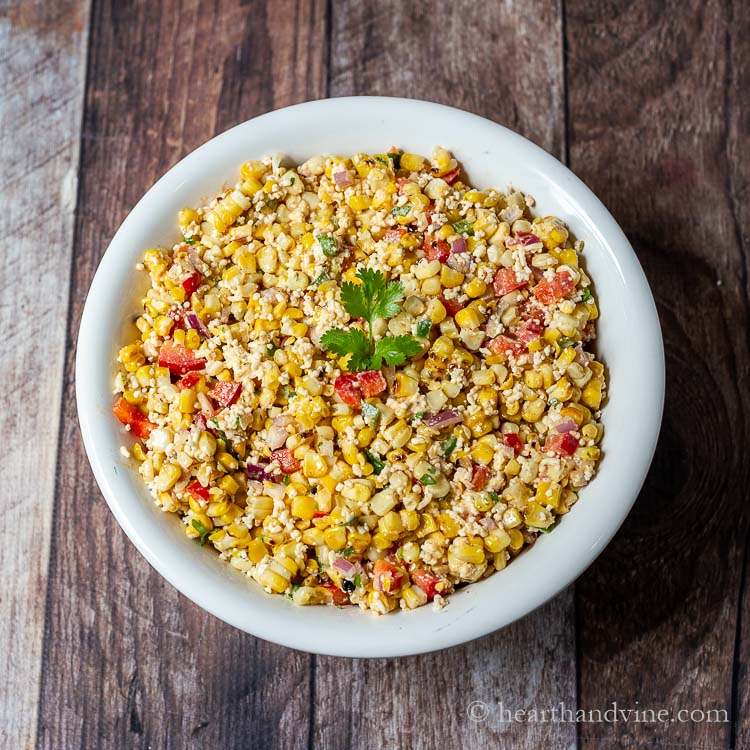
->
{"left": 437, "top": 512, "right": 460, "bottom": 537}
{"left": 291, "top": 495, "right": 318, "bottom": 520}
{"left": 440, "top": 266, "right": 464, "bottom": 288}
{"left": 218, "top": 475, "right": 239, "bottom": 495}
{"left": 394, "top": 372, "right": 419, "bottom": 398}
{"left": 155, "top": 463, "right": 181, "bottom": 492}
{"left": 400, "top": 152, "right": 425, "bottom": 171}
{"left": 454, "top": 306, "right": 484, "bottom": 329}
{"left": 416, "top": 514, "right": 438, "bottom": 538}
{"left": 216, "top": 451, "right": 238, "bottom": 472}
{"left": 521, "top": 399, "right": 545, "bottom": 423}
{"left": 470, "top": 441, "right": 495, "bottom": 466}
{"left": 451, "top": 538, "right": 485, "bottom": 564}
{"left": 323, "top": 526, "right": 347, "bottom": 551}
{"left": 473, "top": 495, "right": 493, "bottom": 512}
{"left": 465, "top": 278, "right": 487, "bottom": 298}
{"left": 303, "top": 451, "right": 327, "bottom": 478}
{"left": 402, "top": 586, "right": 428, "bottom": 609}
{"left": 582, "top": 379, "right": 603, "bottom": 408}
{"left": 581, "top": 423, "right": 598, "bottom": 441}
{"left": 383, "top": 419, "right": 412, "bottom": 449}
{"left": 577, "top": 446, "right": 601, "bottom": 461}
{"left": 535, "top": 481, "right": 561, "bottom": 510}
{"left": 503, "top": 507, "right": 523, "bottom": 529}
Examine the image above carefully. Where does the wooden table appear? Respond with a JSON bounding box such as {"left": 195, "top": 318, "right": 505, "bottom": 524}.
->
{"left": 2, "top": 1, "right": 747, "bottom": 747}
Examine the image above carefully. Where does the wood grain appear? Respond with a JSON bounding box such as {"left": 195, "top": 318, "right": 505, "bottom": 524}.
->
{"left": 36, "top": 2, "right": 326, "bottom": 749}
{"left": 314, "top": 3, "right": 576, "bottom": 749}
{"left": 0, "top": 2, "right": 90, "bottom": 748}
{"left": 566, "top": 1, "right": 750, "bottom": 748}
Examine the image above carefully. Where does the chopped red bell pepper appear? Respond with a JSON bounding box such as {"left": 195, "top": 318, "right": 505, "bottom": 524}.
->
{"left": 441, "top": 167, "right": 461, "bottom": 185}
{"left": 207, "top": 381, "right": 242, "bottom": 408}
{"left": 320, "top": 580, "right": 351, "bottom": 606}
{"left": 334, "top": 374, "right": 362, "bottom": 407}
{"left": 166, "top": 307, "right": 184, "bottom": 331}
{"left": 186, "top": 480, "right": 210, "bottom": 502}
{"left": 194, "top": 413, "right": 209, "bottom": 432}
{"left": 493, "top": 268, "right": 528, "bottom": 297}
{"left": 384, "top": 228, "right": 407, "bottom": 242}
{"left": 182, "top": 272, "right": 202, "bottom": 296}
{"left": 515, "top": 316, "right": 544, "bottom": 344}
{"left": 158, "top": 340, "right": 206, "bottom": 376}
{"left": 312, "top": 510, "right": 330, "bottom": 519}
{"left": 372, "top": 559, "right": 405, "bottom": 594}
{"left": 423, "top": 234, "right": 451, "bottom": 262}
{"left": 533, "top": 271, "right": 576, "bottom": 305}
{"left": 112, "top": 397, "right": 155, "bottom": 440}
{"left": 270, "top": 448, "right": 302, "bottom": 474}
{"left": 358, "top": 370, "right": 387, "bottom": 398}
{"left": 177, "top": 371, "right": 202, "bottom": 390}
{"left": 544, "top": 432, "right": 579, "bottom": 457}
{"left": 410, "top": 568, "right": 444, "bottom": 601}
{"left": 439, "top": 294, "right": 466, "bottom": 317}
{"left": 502, "top": 433, "right": 523, "bottom": 455}
{"left": 489, "top": 335, "right": 525, "bottom": 357}
{"left": 471, "top": 464, "right": 491, "bottom": 490}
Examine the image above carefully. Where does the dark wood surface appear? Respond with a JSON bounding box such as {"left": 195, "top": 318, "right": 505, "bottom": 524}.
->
{"left": 3, "top": 1, "right": 748, "bottom": 748}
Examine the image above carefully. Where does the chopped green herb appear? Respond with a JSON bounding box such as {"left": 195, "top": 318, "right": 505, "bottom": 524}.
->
{"left": 184, "top": 236, "right": 197, "bottom": 245}
{"left": 387, "top": 151, "right": 402, "bottom": 169}
{"left": 396, "top": 547, "right": 403, "bottom": 560}
{"left": 283, "top": 475, "right": 290, "bottom": 486}
{"left": 390, "top": 205, "right": 412, "bottom": 217}
{"left": 287, "top": 390, "right": 297, "bottom": 399}
{"left": 581, "top": 287, "right": 592, "bottom": 303}
{"left": 191, "top": 519, "right": 212, "bottom": 545}
{"left": 287, "top": 583, "right": 301, "bottom": 599}
{"left": 312, "top": 272, "right": 330, "bottom": 286}
{"left": 354, "top": 573, "right": 362, "bottom": 588}
{"left": 361, "top": 401, "right": 381, "bottom": 427}
{"left": 341, "top": 515, "right": 361, "bottom": 527}
{"left": 374, "top": 155, "right": 388, "bottom": 165}
{"left": 363, "top": 449, "right": 385, "bottom": 475}
{"left": 415, "top": 411, "right": 425, "bottom": 420}
{"left": 489, "top": 492, "right": 501, "bottom": 504}
{"left": 235, "top": 415, "right": 242, "bottom": 430}
{"left": 416, "top": 318, "right": 432, "bottom": 338}
{"left": 442, "top": 435, "right": 458, "bottom": 457}
{"left": 317, "top": 234, "right": 338, "bottom": 257}
{"left": 539, "top": 524, "right": 556, "bottom": 534}
{"left": 341, "top": 546, "right": 354, "bottom": 557}
{"left": 452, "top": 220, "right": 475, "bottom": 236}
{"left": 548, "top": 398, "right": 559, "bottom": 409}
{"left": 266, "top": 198, "right": 278, "bottom": 210}
{"left": 320, "top": 268, "right": 422, "bottom": 371}
{"left": 290, "top": 177, "right": 296, "bottom": 184}
{"left": 558, "top": 337, "right": 575, "bottom": 348}
{"left": 420, "top": 474, "right": 437, "bottom": 486}
{"left": 267, "top": 343, "right": 279, "bottom": 356}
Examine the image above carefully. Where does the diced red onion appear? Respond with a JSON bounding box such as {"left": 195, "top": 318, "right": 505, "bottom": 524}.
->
{"left": 517, "top": 232, "right": 541, "bottom": 246}
{"left": 426, "top": 410, "right": 463, "bottom": 429}
{"left": 450, "top": 237, "right": 468, "bottom": 254}
{"left": 333, "top": 557, "right": 356, "bottom": 576}
{"left": 186, "top": 244, "right": 203, "bottom": 270}
{"left": 185, "top": 311, "right": 209, "bottom": 338}
{"left": 556, "top": 417, "right": 578, "bottom": 434}
{"left": 246, "top": 463, "right": 279, "bottom": 483}
{"left": 447, "top": 252, "right": 471, "bottom": 273}
{"left": 333, "top": 170, "right": 352, "bottom": 188}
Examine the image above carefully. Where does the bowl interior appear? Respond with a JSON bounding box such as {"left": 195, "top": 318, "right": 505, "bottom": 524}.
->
{"left": 77, "top": 97, "right": 664, "bottom": 657}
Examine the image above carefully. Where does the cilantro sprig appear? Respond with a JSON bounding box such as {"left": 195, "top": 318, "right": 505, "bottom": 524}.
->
{"left": 320, "top": 268, "right": 422, "bottom": 371}
{"left": 191, "top": 519, "right": 212, "bottom": 545}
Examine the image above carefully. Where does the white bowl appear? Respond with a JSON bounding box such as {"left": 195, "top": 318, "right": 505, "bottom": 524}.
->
{"left": 77, "top": 97, "right": 664, "bottom": 657}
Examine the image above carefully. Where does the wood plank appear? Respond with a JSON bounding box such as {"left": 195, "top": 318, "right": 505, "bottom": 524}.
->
{"left": 36, "top": 2, "right": 327, "bottom": 749}
{"left": 315, "top": 3, "right": 576, "bottom": 749}
{"left": 0, "top": 2, "right": 90, "bottom": 748}
{"left": 566, "top": 1, "right": 750, "bottom": 748}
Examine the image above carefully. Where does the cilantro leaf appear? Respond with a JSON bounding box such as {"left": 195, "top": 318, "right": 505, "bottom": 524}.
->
{"left": 581, "top": 287, "right": 592, "bottom": 302}
{"left": 387, "top": 151, "right": 402, "bottom": 169}
{"left": 416, "top": 318, "right": 432, "bottom": 338}
{"left": 354, "top": 573, "right": 362, "bottom": 587}
{"left": 320, "top": 328, "right": 371, "bottom": 371}
{"left": 558, "top": 337, "right": 575, "bottom": 348}
{"left": 361, "top": 402, "right": 381, "bottom": 427}
{"left": 184, "top": 236, "right": 197, "bottom": 245}
{"left": 363, "top": 449, "right": 385, "bottom": 475}
{"left": 419, "top": 474, "right": 437, "bottom": 486}
{"left": 539, "top": 523, "right": 556, "bottom": 534}
{"left": 357, "top": 268, "right": 405, "bottom": 321}
{"left": 312, "top": 272, "right": 330, "bottom": 286}
{"left": 339, "top": 280, "right": 371, "bottom": 320}
{"left": 452, "top": 220, "right": 475, "bottom": 236}
{"left": 391, "top": 205, "right": 411, "bottom": 217}
{"left": 341, "top": 546, "right": 354, "bottom": 557}
{"left": 317, "top": 234, "right": 338, "bottom": 257}
{"left": 191, "top": 519, "right": 212, "bottom": 545}
{"left": 442, "top": 435, "right": 458, "bottom": 457}
{"left": 489, "top": 492, "right": 501, "bottom": 504}
{"left": 372, "top": 335, "right": 423, "bottom": 368}
{"left": 340, "top": 515, "right": 361, "bottom": 527}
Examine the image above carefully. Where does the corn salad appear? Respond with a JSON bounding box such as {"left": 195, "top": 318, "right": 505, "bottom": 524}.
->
{"left": 113, "top": 147, "right": 605, "bottom": 614}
